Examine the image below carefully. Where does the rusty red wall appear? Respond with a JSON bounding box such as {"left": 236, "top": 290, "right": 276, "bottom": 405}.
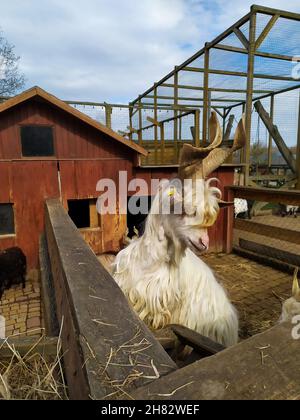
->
{"left": 0, "top": 161, "right": 60, "bottom": 267}
{"left": 0, "top": 99, "right": 136, "bottom": 161}
{"left": 0, "top": 99, "right": 135, "bottom": 268}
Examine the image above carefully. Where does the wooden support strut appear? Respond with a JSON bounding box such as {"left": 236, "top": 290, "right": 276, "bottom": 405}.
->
{"left": 254, "top": 101, "right": 297, "bottom": 173}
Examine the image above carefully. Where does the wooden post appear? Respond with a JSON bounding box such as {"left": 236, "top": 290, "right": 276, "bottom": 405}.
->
{"left": 154, "top": 87, "right": 158, "bottom": 164}
{"left": 160, "top": 122, "right": 165, "bottom": 164}
{"left": 174, "top": 67, "right": 179, "bottom": 162}
{"left": 268, "top": 95, "right": 275, "bottom": 167}
{"left": 202, "top": 46, "right": 210, "bottom": 146}
{"left": 105, "top": 104, "right": 112, "bottom": 129}
{"left": 222, "top": 110, "right": 227, "bottom": 140}
{"left": 129, "top": 104, "right": 133, "bottom": 142}
{"left": 224, "top": 115, "right": 235, "bottom": 142}
{"left": 194, "top": 110, "right": 200, "bottom": 147}
{"left": 244, "top": 11, "right": 257, "bottom": 185}
{"left": 207, "top": 90, "right": 212, "bottom": 143}
{"left": 138, "top": 101, "right": 144, "bottom": 161}
{"left": 255, "top": 101, "right": 296, "bottom": 173}
{"left": 297, "top": 92, "right": 300, "bottom": 189}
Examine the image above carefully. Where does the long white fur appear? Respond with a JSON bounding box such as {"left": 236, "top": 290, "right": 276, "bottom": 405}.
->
{"left": 113, "top": 178, "right": 239, "bottom": 347}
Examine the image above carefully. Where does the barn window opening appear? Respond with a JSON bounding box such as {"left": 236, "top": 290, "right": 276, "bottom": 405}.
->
{"left": 127, "top": 196, "right": 152, "bottom": 238}
{"left": 0, "top": 204, "right": 15, "bottom": 236}
{"left": 68, "top": 199, "right": 100, "bottom": 229}
{"left": 21, "top": 125, "right": 55, "bottom": 157}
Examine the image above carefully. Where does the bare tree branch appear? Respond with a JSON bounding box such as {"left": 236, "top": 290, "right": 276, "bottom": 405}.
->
{"left": 0, "top": 30, "right": 25, "bottom": 97}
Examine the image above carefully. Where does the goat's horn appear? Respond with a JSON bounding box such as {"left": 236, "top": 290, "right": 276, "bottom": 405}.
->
{"left": 179, "top": 112, "right": 222, "bottom": 179}
{"left": 202, "top": 116, "right": 246, "bottom": 178}
{"left": 292, "top": 268, "right": 300, "bottom": 301}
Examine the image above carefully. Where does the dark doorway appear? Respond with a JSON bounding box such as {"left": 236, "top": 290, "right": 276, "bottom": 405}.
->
{"left": 127, "top": 196, "right": 153, "bottom": 238}
{"left": 68, "top": 199, "right": 91, "bottom": 229}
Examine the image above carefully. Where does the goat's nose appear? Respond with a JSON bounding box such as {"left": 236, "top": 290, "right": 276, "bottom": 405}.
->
{"left": 200, "top": 233, "right": 210, "bottom": 250}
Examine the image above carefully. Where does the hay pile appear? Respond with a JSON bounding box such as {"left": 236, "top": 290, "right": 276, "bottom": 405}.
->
{"left": 0, "top": 334, "right": 68, "bottom": 400}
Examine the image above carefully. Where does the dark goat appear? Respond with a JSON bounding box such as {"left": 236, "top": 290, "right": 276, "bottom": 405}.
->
{"left": 0, "top": 247, "right": 26, "bottom": 300}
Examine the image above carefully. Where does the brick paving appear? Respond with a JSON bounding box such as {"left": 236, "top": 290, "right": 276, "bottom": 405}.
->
{"left": 0, "top": 271, "right": 43, "bottom": 338}
{"left": 202, "top": 253, "right": 293, "bottom": 340}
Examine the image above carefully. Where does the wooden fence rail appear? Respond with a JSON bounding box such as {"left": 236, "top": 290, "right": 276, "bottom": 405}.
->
{"left": 44, "top": 199, "right": 176, "bottom": 400}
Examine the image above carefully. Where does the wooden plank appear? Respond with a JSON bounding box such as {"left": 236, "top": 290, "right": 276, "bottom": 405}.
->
{"left": 224, "top": 115, "right": 235, "bottom": 142}
{"left": 131, "top": 322, "right": 300, "bottom": 400}
{"left": 39, "top": 234, "right": 59, "bottom": 337}
{"left": 233, "top": 27, "right": 249, "bottom": 50}
{"left": 255, "top": 14, "right": 279, "bottom": 50}
{"left": 45, "top": 199, "right": 177, "bottom": 400}
{"left": 235, "top": 218, "right": 300, "bottom": 246}
{"left": 89, "top": 199, "right": 99, "bottom": 228}
{"left": 239, "top": 238, "right": 300, "bottom": 267}
{"left": 227, "top": 186, "right": 300, "bottom": 206}
{"left": 171, "top": 325, "right": 225, "bottom": 357}
{"left": 213, "top": 43, "right": 300, "bottom": 63}
{"left": 0, "top": 337, "right": 58, "bottom": 359}
{"left": 233, "top": 245, "right": 298, "bottom": 275}
{"left": 297, "top": 93, "right": 300, "bottom": 189}
{"left": 254, "top": 101, "right": 296, "bottom": 173}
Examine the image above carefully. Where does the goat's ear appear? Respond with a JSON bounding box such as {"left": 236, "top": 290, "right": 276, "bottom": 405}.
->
{"left": 218, "top": 200, "right": 234, "bottom": 209}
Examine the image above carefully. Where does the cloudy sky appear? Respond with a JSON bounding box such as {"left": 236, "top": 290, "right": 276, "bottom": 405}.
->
{"left": 1, "top": 0, "right": 300, "bottom": 104}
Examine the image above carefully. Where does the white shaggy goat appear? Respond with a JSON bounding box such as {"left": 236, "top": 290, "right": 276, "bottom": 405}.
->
{"left": 113, "top": 114, "right": 246, "bottom": 347}
{"left": 280, "top": 268, "right": 300, "bottom": 323}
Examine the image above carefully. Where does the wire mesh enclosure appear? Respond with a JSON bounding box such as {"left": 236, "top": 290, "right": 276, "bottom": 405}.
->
{"left": 127, "top": 5, "right": 300, "bottom": 182}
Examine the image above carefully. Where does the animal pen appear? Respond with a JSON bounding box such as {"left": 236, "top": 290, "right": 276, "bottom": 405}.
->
{"left": 0, "top": 4, "right": 300, "bottom": 400}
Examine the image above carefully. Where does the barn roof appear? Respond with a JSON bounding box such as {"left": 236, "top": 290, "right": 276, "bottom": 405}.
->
{"left": 0, "top": 86, "right": 148, "bottom": 156}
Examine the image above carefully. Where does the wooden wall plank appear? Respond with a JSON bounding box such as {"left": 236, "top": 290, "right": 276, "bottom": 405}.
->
{"left": 132, "top": 322, "right": 300, "bottom": 400}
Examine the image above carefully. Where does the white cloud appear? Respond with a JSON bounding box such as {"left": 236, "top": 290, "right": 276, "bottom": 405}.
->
{"left": 0, "top": 0, "right": 300, "bottom": 110}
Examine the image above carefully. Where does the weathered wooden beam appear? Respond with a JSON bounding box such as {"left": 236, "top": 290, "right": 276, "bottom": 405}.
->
{"left": 162, "top": 83, "right": 272, "bottom": 94}
{"left": 254, "top": 101, "right": 296, "bottom": 173}
{"left": 239, "top": 239, "right": 300, "bottom": 267}
{"left": 224, "top": 115, "right": 235, "bottom": 142}
{"left": 234, "top": 246, "right": 298, "bottom": 275}
{"left": 233, "top": 27, "right": 249, "bottom": 50}
{"left": 203, "top": 47, "right": 210, "bottom": 144}
{"left": 252, "top": 4, "right": 300, "bottom": 22}
{"left": 45, "top": 199, "right": 177, "bottom": 400}
{"left": 235, "top": 219, "right": 300, "bottom": 246}
{"left": 39, "top": 234, "right": 59, "bottom": 337}
{"left": 250, "top": 174, "right": 295, "bottom": 181}
{"left": 194, "top": 110, "right": 200, "bottom": 147}
{"left": 171, "top": 325, "right": 225, "bottom": 357}
{"left": 131, "top": 322, "right": 300, "bottom": 400}
{"left": 182, "top": 66, "right": 299, "bottom": 82}
{"left": 244, "top": 12, "right": 256, "bottom": 185}
{"left": 227, "top": 186, "right": 300, "bottom": 205}
{"left": 213, "top": 43, "right": 300, "bottom": 62}
{"left": 255, "top": 14, "right": 279, "bottom": 50}
{"left": 297, "top": 92, "right": 300, "bottom": 189}
{"left": 0, "top": 337, "right": 58, "bottom": 359}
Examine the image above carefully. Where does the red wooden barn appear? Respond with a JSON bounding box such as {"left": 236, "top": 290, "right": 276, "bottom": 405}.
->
{"left": 0, "top": 86, "right": 234, "bottom": 271}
